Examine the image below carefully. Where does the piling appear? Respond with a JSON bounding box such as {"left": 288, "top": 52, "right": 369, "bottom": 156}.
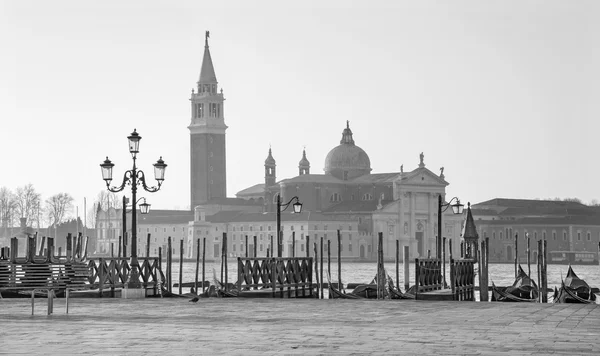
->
{"left": 377, "top": 232, "right": 384, "bottom": 299}
{"left": 403, "top": 245, "right": 410, "bottom": 292}
{"left": 223, "top": 232, "right": 228, "bottom": 291}
{"left": 202, "top": 237, "right": 206, "bottom": 294}
{"left": 327, "top": 239, "right": 331, "bottom": 297}
{"left": 110, "top": 243, "right": 114, "bottom": 258}
{"left": 542, "top": 239, "right": 548, "bottom": 303}
{"left": 123, "top": 232, "right": 127, "bottom": 259}
{"left": 253, "top": 236, "right": 257, "bottom": 258}
{"left": 514, "top": 233, "right": 518, "bottom": 278}
{"left": 536, "top": 240, "right": 546, "bottom": 303}
{"left": 527, "top": 234, "right": 531, "bottom": 279}
{"left": 314, "top": 242, "right": 319, "bottom": 299}
{"left": 38, "top": 236, "right": 46, "bottom": 256}
{"left": 179, "top": 239, "right": 184, "bottom": 295}
{"left": 158, "top": 246, "right": 162, "bottom": 281}
{"left": 167, "top": 236, "right": 172, "bottom": 293}
{"left": 395, "top": 240, "right": 399, "bottom": 292}
{"left": 118, "top": 236, "right": 122, "bottom": 259}
{"left": 460, "top": 241, "right": 464, "bottom": 259}
{"left": 266, "top": 247, "right": 270, "bottom": 258}
{"left": 146, "top": 233, "right": 151, "bottom": 258}
{"left": 337, "top": 230, "right": 342, "bottom": 291}
{"left": 307, "top": 236, "right": 310, "bottom": 258}
{"left": 292, "top": 231, "right": 296, "bottom": 258}
{"left": 245, "top": 235, "right": 248, "bottom": 258}
{"left": 320, "top": 237, "right": 324, "bottom": 299}
{"left": 66, "top": 233, "right": 72, "bottom": 260}
{"left": 270, "top": 235, "right": 273, "bottom": 259}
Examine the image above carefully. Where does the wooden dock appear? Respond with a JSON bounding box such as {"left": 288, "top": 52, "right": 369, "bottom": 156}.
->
{"left": 1, "top": 298, "right": 598, "bottom": 354}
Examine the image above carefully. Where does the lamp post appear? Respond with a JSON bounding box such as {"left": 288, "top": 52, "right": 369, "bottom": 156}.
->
{"left": 276, "top": 194, "right": 303, "bottom": 258}
{"left": 100, "top": 129, "right": 166, "bottom": 289}
{"left": 121, "top": 197, "right": 151, "bottom": 257}
{"left": 437, "top": 195, "right": 464, "bottom": 259}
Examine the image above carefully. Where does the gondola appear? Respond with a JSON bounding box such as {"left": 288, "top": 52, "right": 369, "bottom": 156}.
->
{"left": 327, "top": 273, "right": 363, "bottom": 299}
{"left": 388, "top": 279, "right": 414, "bottom": 300}
{"left": 552, "top": 266, "right": 597, "bottom": 304}
{"left": 491, "top": 265, "right": 538, "bottom": 302}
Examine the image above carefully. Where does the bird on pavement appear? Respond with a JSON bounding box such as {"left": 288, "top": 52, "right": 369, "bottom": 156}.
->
{"left": 189, "top": 296, "right": 199, "bottom": 303}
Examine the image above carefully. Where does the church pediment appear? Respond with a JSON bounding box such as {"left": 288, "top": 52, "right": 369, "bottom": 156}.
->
{"left": 397, "top": 167, "right": 448, "bottom": 186}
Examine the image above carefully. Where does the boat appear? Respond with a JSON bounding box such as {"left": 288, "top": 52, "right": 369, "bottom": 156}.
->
{"left": 327, "top": 273, "right": 363, "bottom": 299}
{"left": 491, "top": 265, "right": 538, "bottom": 302}
{"left": 552, "top": 266, "right": 597, "bottom": 304}
{"left": 387, "top": 278, "right": 414, "bottom": 300}
{"left": 548, "top": 251, "right": 598, "bottom": 265}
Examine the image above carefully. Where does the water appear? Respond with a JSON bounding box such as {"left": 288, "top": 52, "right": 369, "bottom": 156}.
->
{"left": 165, "top": 260, "right": 600, "bottom": 294}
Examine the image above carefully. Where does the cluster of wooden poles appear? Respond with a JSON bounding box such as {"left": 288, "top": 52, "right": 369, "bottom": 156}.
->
{"left": 513, "top": 233, "right": 549, "bottom": 303}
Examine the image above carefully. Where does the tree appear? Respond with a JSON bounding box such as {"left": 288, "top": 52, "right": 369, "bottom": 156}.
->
{"left": 563, "top": 197, "right": 582, "bottom": 204}
{"left": 589, "top": 199, "right": 600, "bottom": 207}
{"left": 46, "top": 193, "right": 74, "bottom": 227}
{"left": 14, "top": 184, "right": 41, "bottom": 224}
{"left": 0, "top": 187, "right": 17, "bottom": 228}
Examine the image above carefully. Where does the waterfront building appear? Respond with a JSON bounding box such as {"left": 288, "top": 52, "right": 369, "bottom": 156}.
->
{"left": 471, "top": 199, "right": 600, "bottom": 262}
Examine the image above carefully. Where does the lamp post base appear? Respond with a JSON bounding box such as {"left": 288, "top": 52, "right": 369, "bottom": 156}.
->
{"left": 121, "top": 264, "right": 145, "bottom": 299}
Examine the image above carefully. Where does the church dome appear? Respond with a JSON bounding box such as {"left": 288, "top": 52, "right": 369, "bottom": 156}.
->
{"left": 324, "top": 121, "right": 371, "bottom": 180}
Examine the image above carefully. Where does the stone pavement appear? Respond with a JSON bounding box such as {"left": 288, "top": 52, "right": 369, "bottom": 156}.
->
{"left": 0, "top": 297, "right": 599, "bottom": 355}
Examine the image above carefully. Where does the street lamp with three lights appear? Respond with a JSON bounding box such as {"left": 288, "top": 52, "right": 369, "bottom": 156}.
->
{"left": 100, "top": 129, "right": 167, "bottom": 290}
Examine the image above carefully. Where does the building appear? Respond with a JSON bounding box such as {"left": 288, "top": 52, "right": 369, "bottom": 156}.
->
{"left": 236, "top": 123, "right": 465, "bottom": 260}
{"left": 471, "top": 199, "right": 600, "bottom": 262}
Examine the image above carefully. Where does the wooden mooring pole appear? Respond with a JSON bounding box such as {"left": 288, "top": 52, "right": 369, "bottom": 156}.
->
{"left": 403, "top": 245, "right": 410, "bottom": 292}
{"left": 292, "top": 231, "right": 296, "bottom": 258}
{"left": 118, "top": 236, "right": 122, "bottom": 259}
{"left": 253, "top": 236, "right": 257, "bottom": 258}
{"left": 537, "top": 239, "right": 542, "bottom": 303}
{"left": 179, "top": 239, "right": 184, "bottom": 295}
{"left": 146, "top": 233, "right": 151, "bottom": 257}
{"left": 202, "top": 237, "right": 206, "bottom": 294}
{"left": 306, "top": 236, "right": 310, "bottom": 258}
{"left": 395, "top": 240, "right": 399, "bottom": 292}
{"left": 527, "top": 233, "right": 531, "bottom": 279}
{"left": 542, "top": 239, "right": 548, "bottom": 303}
{"left": 167, "top": 236, "right": 172, "bottom": 293}
{"left": 327, "top": 239, "right": 331, "bottom": 297}
{"left": 337, "top": 230, "right": 342, "bottom": 292}
{"left": 224, "top": 233, "right": 228, "bottom": 291}
{"left": 158, "top": 246, "right": 162, "bottom": 282}
{"left": 314, "top": 242, "right": 319, "bottom": 299}
{"left": 514, "top": 233, "right": 518, "bottom": 279}
{"left": 320, "top": 237, "right": 324, "bottom": 299}
{"left": 195, "top": 238, "right": 200, "bottom": 295}
{"left": 245, "top": 235, "right": 248, "bottom": 258}
{"left": 110, "top": 243, "right": 114, "bottom": 258}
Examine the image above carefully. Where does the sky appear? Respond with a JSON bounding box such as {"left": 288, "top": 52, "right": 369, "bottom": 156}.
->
{"left": 1, "top": 0, "right": 598, "bottom": 217}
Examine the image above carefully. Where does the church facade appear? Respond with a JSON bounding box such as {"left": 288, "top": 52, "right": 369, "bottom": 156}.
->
{"left": 237, "top": 121, "right": 465, "bottom": 260}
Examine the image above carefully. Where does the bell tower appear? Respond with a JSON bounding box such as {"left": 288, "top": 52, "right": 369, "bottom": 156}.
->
{"left": 189, "top": 31, "right": 227, "bottom": 210}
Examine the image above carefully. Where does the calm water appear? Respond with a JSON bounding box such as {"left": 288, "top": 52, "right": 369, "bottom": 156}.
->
{"left": 165, "top": 260, "right": 600, "bottom": 294}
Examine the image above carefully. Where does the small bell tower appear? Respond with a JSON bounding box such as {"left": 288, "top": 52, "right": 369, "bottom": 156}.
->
{"left": 298, "top": 148, "right": 310, "bottom": 175}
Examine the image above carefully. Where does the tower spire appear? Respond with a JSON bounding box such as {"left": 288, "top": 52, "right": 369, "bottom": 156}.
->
{"left": 198, "top": 30, "right": 217, "bottom": 86}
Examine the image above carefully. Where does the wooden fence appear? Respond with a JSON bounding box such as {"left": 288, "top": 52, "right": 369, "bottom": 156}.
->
{"left": 450, "top": 258, "right": 476, "bottom": 301}
{"left": 236, "top": 257, "right": 313, "bottom": 298}
{"left": 414, "top": 258, "right": 443, "bottom": 298}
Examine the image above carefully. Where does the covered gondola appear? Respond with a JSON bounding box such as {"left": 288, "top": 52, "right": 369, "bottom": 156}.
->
{"left": 491, "top": 265, "right": 538, "bottom": 302}
{"left": 552, "top": 266, "right": 597, "bottom": 304}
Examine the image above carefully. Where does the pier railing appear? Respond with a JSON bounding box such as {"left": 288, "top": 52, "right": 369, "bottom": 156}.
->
{"left": 414, "top": 258, "right": 443, "bottom": 299}
{"left": 236, "top": 257, "right": 314, "bottom": 298}
{"left": 87, "top": 257, "right": 161, "bottom": 296}
{"left": 450, "top": 258, "right": 475, "bottom": 301}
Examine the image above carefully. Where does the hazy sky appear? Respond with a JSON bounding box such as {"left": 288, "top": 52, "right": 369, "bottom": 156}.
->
{"left": 1, "top": 0, "right": 598, "bottom": 216}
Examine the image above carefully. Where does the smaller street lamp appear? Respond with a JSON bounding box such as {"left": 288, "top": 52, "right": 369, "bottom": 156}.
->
{"left": 276, "top": 195, "right": 303, "bottom": 257}
{"left": 437, "top": 196, "right": 464, "bottom": 259}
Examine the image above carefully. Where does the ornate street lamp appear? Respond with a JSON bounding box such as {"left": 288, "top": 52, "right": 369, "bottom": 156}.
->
{"left": 100, "top": 129, "right": 167, "bottom": 291}
{"left": 276, "top": 195, "right": 303, "bottom": 257}
{"left": 437, "top": 196, "right": 464, "bottom": 259}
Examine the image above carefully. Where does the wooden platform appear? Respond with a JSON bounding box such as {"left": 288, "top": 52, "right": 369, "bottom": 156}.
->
{"left": 415, "top": 288, "right": 455, "bottom": 301}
